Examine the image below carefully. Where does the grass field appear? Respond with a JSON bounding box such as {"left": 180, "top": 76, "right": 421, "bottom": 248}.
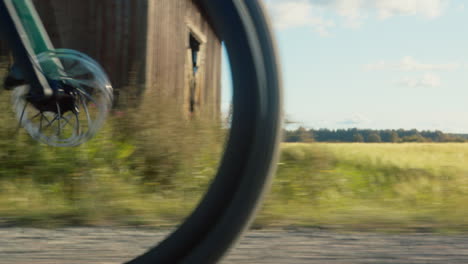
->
{"left": 260, "top": 143, "right": 468, "bottom": 232}
{"left": 2, "top": 139, "right": 468, "bottom": 233}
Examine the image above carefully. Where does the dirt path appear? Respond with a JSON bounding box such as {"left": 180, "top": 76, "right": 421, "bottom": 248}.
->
{"left": 1, "top": 227, "right": 468, "bottom": 263}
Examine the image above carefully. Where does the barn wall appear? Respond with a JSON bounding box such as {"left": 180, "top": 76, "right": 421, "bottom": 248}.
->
{"left": 34, "top": 0, "right": 153, "bottom": 107}
{"left": 144, "top": 0, "right": 221, "bottom": 119}
{"left": 1, "top": 0, "right": 221, "bottom": 119}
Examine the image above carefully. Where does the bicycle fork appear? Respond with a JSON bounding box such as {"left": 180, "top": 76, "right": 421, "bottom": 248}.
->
{"left": 0, "top": 0, "right": 54, "bottom": 98}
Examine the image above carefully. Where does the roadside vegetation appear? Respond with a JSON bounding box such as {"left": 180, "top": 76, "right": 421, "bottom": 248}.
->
{"left": 260, "top": 143, "right": 468, "bottom": 232}
{"left": 3, "top": 118, "right": 468, "bottom": 233}
{"left": 0, "top": 78, "right": 224, "bottom": 227}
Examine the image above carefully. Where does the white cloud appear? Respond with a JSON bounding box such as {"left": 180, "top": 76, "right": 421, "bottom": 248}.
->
{"left": 399, "top": 56, "right": 459, "bottom": 71}
{"left": 333, "top": 0, "right": 367, "bottom": 27}
{"left": 373, "top": 0, "right": 446, "bottom": 19}
{"left": 265, "top": 0, "right": 449, "bottom": 32}
{"left": 320, "top": 0, "right": 448, "bottom": 20}
{"left": 338, "top": 113, "right": 371, "bottom": 125}
{"left": 365, "top": 56, "right": 460, "bottom": 71}
{"left": 364, "top": 60, "right": 388, "bottom": 70}
{"left": 266, "top": 0, "right": 335, "bottom": 35}
{"left": 398, "top": 73, "right": 441, "bottom": 88}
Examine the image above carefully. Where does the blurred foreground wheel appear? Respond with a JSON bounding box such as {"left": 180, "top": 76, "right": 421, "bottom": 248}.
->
{"left": 127, "top": 1, "right": 283, "bottom": 263}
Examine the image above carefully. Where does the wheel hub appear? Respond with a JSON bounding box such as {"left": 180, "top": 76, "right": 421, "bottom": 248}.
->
{"left": 27, "top": 80, "right": 78, "bottom": 114}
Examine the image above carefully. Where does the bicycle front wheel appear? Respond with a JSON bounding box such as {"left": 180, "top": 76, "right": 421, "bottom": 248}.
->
{"left": 127, "top": 1, "right": 282, "bottom": 263}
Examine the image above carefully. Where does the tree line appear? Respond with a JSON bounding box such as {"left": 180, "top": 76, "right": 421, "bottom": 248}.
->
{"left": 284, "top": 127, "right": 468, "bottom": 143}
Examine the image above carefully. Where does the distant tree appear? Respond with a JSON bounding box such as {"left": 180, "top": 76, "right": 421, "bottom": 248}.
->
{"left": 402, "top": 133, "right": 426, "bottom": 142}
{"left": 285, "top": 127, "right": 314, "bottom": 142}
{"left": 297, "top": 127, "right": 314, "bottom": 142}
{"left": 452, "top": 137, "right": 466, "bottom": 142}
{"left": 434, "top": 131, "right": 446, "bottom": 142}
{"left": 440, "top": 134, "right": 466, "bottom": 142}
{"left": 389, "top": 131, "right": 400, "bottom": 143}
{"left": 353, "top": 133, "right": 364, "bottom": 142}
{"left": 367, "top": 132, "right": 381, "bottom": 143}
{"left": 315, "top": 128, "right": 332, "bottom": 142}
{"left": 285, "top": 128, "right": 468, "bottom": 143}
{"left": 379, "top": 130, "right": 391, "bottom": 142}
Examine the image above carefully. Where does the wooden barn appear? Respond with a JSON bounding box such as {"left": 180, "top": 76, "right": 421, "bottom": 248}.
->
{"left": 2, "top": 0, "right": 222, "bottom": 119}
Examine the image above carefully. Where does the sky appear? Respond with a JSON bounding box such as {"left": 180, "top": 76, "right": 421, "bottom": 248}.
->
{"left": 222, "top": 0, "right": 468, "bottom": 133}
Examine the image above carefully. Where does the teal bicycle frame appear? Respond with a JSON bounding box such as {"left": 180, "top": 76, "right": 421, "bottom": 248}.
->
{"left": 0, "top": 0, "right": 57, "bottom": 97}
{"left": 11, "top": 0, "right": 53, "bottom": 54}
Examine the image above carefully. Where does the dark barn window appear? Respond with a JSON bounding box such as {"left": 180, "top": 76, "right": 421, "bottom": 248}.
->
{"left": 189, "top": 33, "right": 201, "bottom": 113}
{"left": 190, "top": 33, "right": 200, "bottom": 74}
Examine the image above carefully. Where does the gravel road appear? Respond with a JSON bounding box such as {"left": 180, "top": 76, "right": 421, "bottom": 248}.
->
{"left": 1, "top": 227, "right": 468, "bottom": 263}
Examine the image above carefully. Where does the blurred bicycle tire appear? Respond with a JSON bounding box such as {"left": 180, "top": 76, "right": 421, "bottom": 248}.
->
{"left": 127, "top": 1, "right": 282, "bottom": 263}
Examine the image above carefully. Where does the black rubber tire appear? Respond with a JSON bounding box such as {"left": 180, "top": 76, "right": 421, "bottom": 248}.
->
{"left": 127, "top": 1, "right": 282, "bottom": 263}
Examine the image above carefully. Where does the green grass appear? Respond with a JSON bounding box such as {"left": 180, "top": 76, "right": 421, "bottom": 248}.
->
{"left": 3, "top": 125, "right": 468, "bottom": 233}
{"left": 0, "top": 80, "right": 223, "bottom": 227}
{"left": 258, "top": 143, "right": 468, "bottom": 232}
{"left": 0, "top": 124, "right": 217, "bottom": 227}
{"left": 2, "top": 104, "right": 468, "bottom": 233}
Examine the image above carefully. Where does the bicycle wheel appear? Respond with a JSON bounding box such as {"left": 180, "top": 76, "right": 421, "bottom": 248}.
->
{"left": 127, "top": 1, "right": 282, "bottom": 263}
{"left": 11, "top": 49, "right": 113, "bottom": 147}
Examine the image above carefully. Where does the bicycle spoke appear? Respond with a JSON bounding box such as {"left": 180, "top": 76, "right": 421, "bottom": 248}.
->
{"left": 74, "top": 111, "right": 81, "bottom": 135}
{"left": 75, "top": 86, "right": 96, "bottom": 102}
{"left": 17, "top": 101, "right": 28, "bottom": 129}
{"left": 60, "top": 115, "right": 71, "bottom": 127}
{"left": 42, "top": 114, "right": 51, "bottom": 125}
{"left": 67, "top": 60, "right": 79, "bottom": 71}
{"left": 43, "top": 114, "right": 58, "bottom": 129}
{"left": 61, "top": 77, "right": 96, "bottom": 89}
{"left": 39, "top": 114, "right": 43, "bottom": 133}
{"left": 56, "top": 102, "right": 62, "bottom": 136}
{"left": 79, "top": 92, "right": 93, "bottom": 128}
{"left": 31, "top": 112, "right": 42, "bottom": 120}
{"left": 60, "top": 114, "right": 77, "bottom": 134}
